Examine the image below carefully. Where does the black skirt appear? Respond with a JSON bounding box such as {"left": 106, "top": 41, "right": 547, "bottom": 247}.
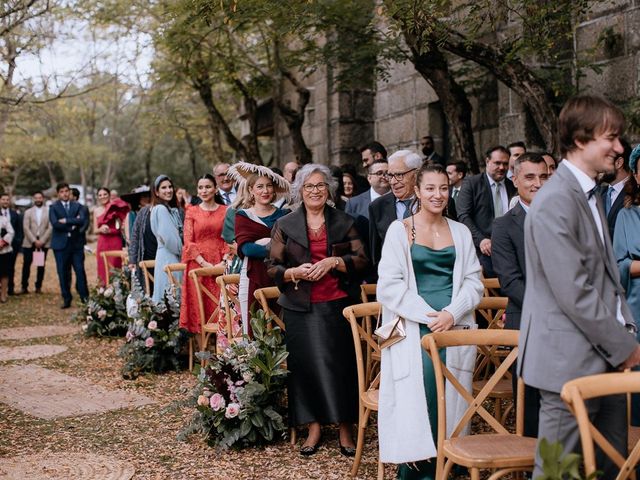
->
{"left": 284, "top": 297, "right": 358, "bottom": 426}
{"left": 0, "top": 252, "right": 11, "bottom": 277}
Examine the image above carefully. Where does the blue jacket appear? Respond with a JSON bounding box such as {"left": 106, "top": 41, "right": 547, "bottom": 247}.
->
{"left": 49, "top": 201, "right": 87, "bottom": 251}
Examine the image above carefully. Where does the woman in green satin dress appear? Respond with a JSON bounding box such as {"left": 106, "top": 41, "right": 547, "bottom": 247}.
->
{"left": 397, "top": 164, "right": 456, "bottom": 480}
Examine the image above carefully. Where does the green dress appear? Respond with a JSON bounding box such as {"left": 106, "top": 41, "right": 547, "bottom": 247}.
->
{"left": 397, "top": 244, "right": 455, "bottom": 480}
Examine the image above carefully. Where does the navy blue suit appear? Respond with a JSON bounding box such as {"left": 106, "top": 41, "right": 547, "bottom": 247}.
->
{"left": 49, "top": 201, "right": 89, "bottom": 305}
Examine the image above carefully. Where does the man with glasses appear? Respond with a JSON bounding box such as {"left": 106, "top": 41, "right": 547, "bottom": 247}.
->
{"left": 457, "top": 145, "right": 516, "bottom": 277}
{"left": 368, "top": 150, "right": 422, "bottom": 267}
{"left": 213, "top": 163, "right": 237, "bottom": 206}
{"left": 346, "top": 159, "right": 390, "bottom": 221}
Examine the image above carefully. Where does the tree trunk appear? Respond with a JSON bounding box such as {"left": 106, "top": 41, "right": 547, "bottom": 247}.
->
{"left": 143, "top": 144, "right": 153, "bottom": 185}
{"left": 275, "top": 70, "right": 312, "bottom": 164}
{"left": 192, "top": 66, "right": 262, "bottom": 164}
{"left": 184, "top": 130, "right": 198, "bottom": 181}
{"left": 0, "top": 37, "right": 17, "bottom": 151}
{"left": 437, "top": 25, "right": 559, "bottom": 155}
{"left": 402, "top": 31, "right": 480, "bottom": 173}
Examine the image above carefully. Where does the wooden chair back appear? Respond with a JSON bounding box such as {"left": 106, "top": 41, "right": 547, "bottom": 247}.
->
{"left": 101, "top": 250, "right": 128, "bottom": 285}
{"left": 360, "top": 283, "right": 377, "bottom": 303}
{"left": 164, "top": 262, "right": 186, "bottom": 296}
{"left": 138, "top": 260, "right": 155, "bottom": 296}
{"left": 422, "top": 329, "right": 524, "bottom": 440}
{"left": 342, "top": 302, "right": 383, "bottom": 479}
{"left": 343, "top": 302, "right": 382, "bottom": 400}
{"left": 253, "top": 286, "right": 285, "bottom": 331}
{"left": 561, "top": 371, "right": 640, "bottom": 480}
{"left": 189, "top": 265, "right": 225, "bottom": 332}
{"left": 482, "top": 277, "right": 501, "bottom": 297}
{"left": 216, "top": 274, "right": 241, "bottom": 340}
{"left": 473, "top": 296, "right": 509, "bottom": 380}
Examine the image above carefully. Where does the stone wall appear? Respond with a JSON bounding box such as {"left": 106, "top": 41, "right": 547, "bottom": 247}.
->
{"left": 274, "top": 0, "right": 639, "bottom": 168}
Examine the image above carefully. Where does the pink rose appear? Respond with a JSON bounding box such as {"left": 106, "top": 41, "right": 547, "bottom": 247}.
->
{"left": 197, "top": 395, "right": 209, "bottom": 407}
{"left": 145, "top": 337, "right": 154, "bottom": 348}
{"left": 97, "top": 309, "right": 107, "bottom": 320}
{"left": 210, "top": 393, "right": 226, "bottom": 411}
{"left": 147, "top": 320, "right": 157, "bottom": 330}
{"left": 126, "top": 331, "right": 134, "bottom": 341}
{"left": 225, "top": 403, "right": 240, "bottom": 419}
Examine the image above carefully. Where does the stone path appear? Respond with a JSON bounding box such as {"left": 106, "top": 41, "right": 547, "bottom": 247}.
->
{"left": 0, "top": 365, "right": 154, "bottom": 419}
{"left": 0, "top": 325, "right": 78, "bottom": 341}
{"left": 0, "top": 453, "right": 135, "bottom": 479}
{"left": 0, "top": 345, "right": 68, "bottom": 362}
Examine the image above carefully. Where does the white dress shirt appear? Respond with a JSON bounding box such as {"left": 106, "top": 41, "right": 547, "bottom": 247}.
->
{"left": 34, "top": 206, "right": 44, "bottom": 226}
{"left": 563, "top": 159, "right": 624, "bottom": 325}
{"left": 369, "top": 188, "right": 383, "bottom": 203}
{"left": 608, "top": 176, "right": 629, "bottom": 206}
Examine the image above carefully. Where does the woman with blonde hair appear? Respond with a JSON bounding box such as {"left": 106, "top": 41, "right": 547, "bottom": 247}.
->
{"left": 229, "top": 162, "right": 290, "bottom": 334}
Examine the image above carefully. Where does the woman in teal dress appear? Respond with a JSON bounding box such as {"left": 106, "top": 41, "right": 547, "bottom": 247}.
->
{"left": 377, "top": 161, "right": 483, "bottom": 478}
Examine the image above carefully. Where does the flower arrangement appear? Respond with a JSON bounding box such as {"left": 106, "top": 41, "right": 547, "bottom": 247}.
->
{"left": 179, "top": 311, "right": 289, "bottom": 449}
{"left": 74, "top": 269, "right": 130, "bottom": 337}
{"left": 119, "top": 277, "right": 187, "bottom": 379}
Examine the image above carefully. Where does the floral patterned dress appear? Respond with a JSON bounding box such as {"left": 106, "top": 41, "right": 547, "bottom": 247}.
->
{"left": 179, "top": 205, "right": 228, "bottom": 333}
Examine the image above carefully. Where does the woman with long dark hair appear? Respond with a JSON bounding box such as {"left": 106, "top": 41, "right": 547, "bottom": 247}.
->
{"left": 94, "top": 187, "right": 130, "bottom": 285}
{"left": 150, "top": 175, "right": 183, "bottom": 302}
{"left": 179, "top": 174, "right": 229, "bottom": 333}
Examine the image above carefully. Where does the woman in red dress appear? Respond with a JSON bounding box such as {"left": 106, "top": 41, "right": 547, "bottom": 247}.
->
{"left": 94, "top": 187, "right": 130, "bottom": 285}
{"left": 179, "top": 174, "right": 229, "bottom": 334}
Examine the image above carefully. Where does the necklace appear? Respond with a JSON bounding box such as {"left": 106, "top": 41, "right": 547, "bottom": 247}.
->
{"left": 307, "top": 220, "right": 325, "bottom": 232}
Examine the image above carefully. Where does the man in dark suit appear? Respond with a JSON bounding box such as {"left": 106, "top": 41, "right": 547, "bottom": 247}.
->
{"left": 446, "top": 161, "right": 467, "bottom": 208}
{"left": 0, "top": 193, "right": 23, "bottom": 295}
{"left": 420, "top": 135, "right": 444, "bottom": 166}
{"left": 600, "top": 137, "right": 632, "bottom": 240}
{"left": 491, "top": 152, "right": 549, "bottom": 438}
{"left": 50, "top": 183, "right": 89, "bottom": 308}
{"left": 457, "top": 145, "right": 516, "bottom": 277}
{"left": 368, "top": 150, "right": 422, "bottom": 267}
{"left": 346, "top": 158, "right": 389, "bottom": 221}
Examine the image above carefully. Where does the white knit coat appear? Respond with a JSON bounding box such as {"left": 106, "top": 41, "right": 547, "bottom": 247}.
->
{"left": 377, "top": 219, "right": 483, "bottom": 463}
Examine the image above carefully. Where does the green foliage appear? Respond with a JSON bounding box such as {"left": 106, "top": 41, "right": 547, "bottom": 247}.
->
{"left": 179, "top": 311, "right": 289, "bottom": 449}
{"left": 536, "top": 438, "right": 599, "bottom": 480}
{"left": 74, "top": 269, "right": 130, "bottom": 337}
{"left": 119, "top": 277, "right": 188, "bottom": 379}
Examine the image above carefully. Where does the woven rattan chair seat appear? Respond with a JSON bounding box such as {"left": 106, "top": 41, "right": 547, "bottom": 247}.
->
{"left": 444, "top": 434, "right": 537, "bottom": 468}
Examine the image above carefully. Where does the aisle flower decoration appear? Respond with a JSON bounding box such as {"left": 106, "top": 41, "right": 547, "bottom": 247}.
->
{"left": 74, "top": 269, "right": 130, "bottom": 337}
{"left": 119, "top": 278, "right": 187, "bottom": 379}
{"left": 179, "top": 310, "right": 289, "bottom": 449}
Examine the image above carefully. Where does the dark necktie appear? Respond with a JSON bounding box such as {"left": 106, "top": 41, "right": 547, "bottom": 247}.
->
{"left": 222, "top": 192, "right": 231, "bottom": 205}
{"left": 604, "top": 185, "right": 614, "bottom": 216}
{"left": 401, "top": 199, "right": 413, "bottom": 219}
{"left": 63, "top": 202, "right": 69, "bottom": 214}
{"left": 587, "top": 185, "right": 599, "bottom": 200}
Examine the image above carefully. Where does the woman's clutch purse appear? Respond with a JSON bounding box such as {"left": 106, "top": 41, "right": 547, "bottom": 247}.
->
{"left": 374, "top": 311, "right": 406, "bottom": 349}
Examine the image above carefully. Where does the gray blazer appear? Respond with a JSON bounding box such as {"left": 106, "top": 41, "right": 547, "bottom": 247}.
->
{"left": 345, "top": 189, "right": 372, "bottom": 220}
{"left": 518, "top": 162, "right": 638, "bottom": 393}
{"left": 22, "top": 206, "right": 52, "bottom": 248}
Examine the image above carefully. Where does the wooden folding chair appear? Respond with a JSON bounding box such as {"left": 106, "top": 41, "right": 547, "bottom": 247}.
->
{"left": 343, "top": 302, "right": 383, "bottom": 480}
{"left": 360, "top": 283, "right": 377, "bottom": 303}
{"left": 188, "top": 265, "right": 225, "bottom": 371}
{"left": 422, "top": 329, "right": 536, "bottom": 480}
{"left": 216, "top": 274, "right": 241, "bottom": 341}
{"left": 101, "top": 250, "right": 128, "bottom": 285}
{"left": 482, "top": 277, "right": 501, "bottom": 297}
{"left": 164, "top": 262, "right": 186, "bottom": 297}
{"left": 561, "top": 371, "right": 640, "bottom": 480}
{"left": 138, "top": 260, "right": 155, "bottom": 296}
{"left": 473, "top": 296, "right": 512, "bottom": 424}
{"left": 253, "top": 286, "right": 285, "bottom": 331}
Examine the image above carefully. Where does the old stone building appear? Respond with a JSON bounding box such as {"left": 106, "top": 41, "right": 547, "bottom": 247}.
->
{"left": 269, "top": 0, "right": 639, "bottom": 169}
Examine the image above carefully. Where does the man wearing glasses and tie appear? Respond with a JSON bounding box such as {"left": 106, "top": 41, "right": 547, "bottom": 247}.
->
{"left": 213, "top": 163, "right": 237, "bottom": 206}
{"left": 368, "top": 150, "right": 423, "bottom": 267}
{"left": 49, "top": 183, "right": 89, "bottom": 309}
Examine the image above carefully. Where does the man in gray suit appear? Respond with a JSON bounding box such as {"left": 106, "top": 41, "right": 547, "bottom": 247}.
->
{"left": 345, "top": 158, "right": 389, "bottom": 221}
{"left": 519, "top": 95, "right": 640, "bottom": 479}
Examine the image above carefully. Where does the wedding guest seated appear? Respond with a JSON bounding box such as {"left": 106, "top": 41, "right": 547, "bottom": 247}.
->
{"left": 267, "top": 163, "right": 369, "bottom": 457}
{"left": 376, "top": 163, "right": 483, "bottom": 477}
